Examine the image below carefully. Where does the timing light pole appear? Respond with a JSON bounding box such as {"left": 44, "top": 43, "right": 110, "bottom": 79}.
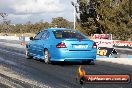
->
{"left": 74, "top": 4, "right": 76, "bottom": 29}
{"left": 72, "top": 1, "right": 77, "bottom": 29}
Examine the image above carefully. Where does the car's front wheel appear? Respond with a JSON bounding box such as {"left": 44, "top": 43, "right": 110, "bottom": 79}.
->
{"left": 44, "top": 49, "right": 51, "bottom": 64}
{"left": 25, "top": 49, "right": 33, "bottom": 59}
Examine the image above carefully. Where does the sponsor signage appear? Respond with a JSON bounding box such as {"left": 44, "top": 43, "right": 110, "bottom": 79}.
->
{"left": 97, "top": 47, "right": 115, "bottom": 57}
{"left": 93, "top": 34, "right": 112, "bottom": 39}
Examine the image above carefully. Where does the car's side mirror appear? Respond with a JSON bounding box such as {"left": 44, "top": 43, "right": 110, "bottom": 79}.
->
{"left": 30, "top": 37, "right": 34, "bottom": 40}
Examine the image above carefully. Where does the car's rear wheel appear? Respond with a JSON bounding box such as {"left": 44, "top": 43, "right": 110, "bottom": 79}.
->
{"left": 25, "top": 49, "right": 33, "bottom": 59}
{"left": 44, "top": 49, "right": 50, "bottom": 64}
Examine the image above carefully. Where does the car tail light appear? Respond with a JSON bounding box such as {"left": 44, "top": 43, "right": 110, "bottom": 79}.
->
{"left": 56, "top": 42, "right": 67, "bottom": 48}
{"left": 92, "top": 42, "right": 97, "bottom": 48}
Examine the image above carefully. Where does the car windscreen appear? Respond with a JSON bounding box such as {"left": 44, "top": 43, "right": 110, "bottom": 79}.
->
{"left": 53, "top": 30, "right": 86, "bottom": 39}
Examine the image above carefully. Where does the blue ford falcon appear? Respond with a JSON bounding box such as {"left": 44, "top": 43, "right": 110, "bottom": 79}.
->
{"left": 26, "top": 28, "right": 97, "bottom": 64}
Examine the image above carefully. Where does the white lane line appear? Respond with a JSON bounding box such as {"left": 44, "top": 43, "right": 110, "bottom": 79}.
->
{"left": 0, "top": 57, "right": 18, "bottom": 66}
{"left": 97, "top": 58, "right": 132, "bottom": 66}
{"left": 0, "top": 48, "right": 25, "bottom": 57}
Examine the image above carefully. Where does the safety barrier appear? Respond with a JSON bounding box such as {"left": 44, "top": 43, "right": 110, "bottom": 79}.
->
{"left": 0, "top": 36, "right": 19, "bottom": 40}
{"left": 93, "top": 39, "right": 132, "bottom": 48}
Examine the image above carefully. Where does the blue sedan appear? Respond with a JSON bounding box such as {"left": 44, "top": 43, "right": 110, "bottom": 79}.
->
{"left": 26, "top": 28, "right": 97, "bottom": 64}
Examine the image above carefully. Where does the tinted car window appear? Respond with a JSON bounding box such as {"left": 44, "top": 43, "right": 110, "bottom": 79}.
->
{"left": 41, "top": 30, "right": 50, "bottom": 40}
{"left": 45, "top": 31, "right": 50, "bottom": 39}
{"left": 53, "top": 30, "right": 86, "bottom": 39}
{"left": 34, "top": 32, "right": 43, "bottom": 40}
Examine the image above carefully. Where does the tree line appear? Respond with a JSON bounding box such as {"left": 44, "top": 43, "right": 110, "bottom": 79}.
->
{"left": 0, "top": 0, "right": 132, "bottom": 40}
{"left": 76, "top": 0, "right": 132, "bottom": 40}
{"left": 0, "top": 17, "right": 73, "bottom": 33}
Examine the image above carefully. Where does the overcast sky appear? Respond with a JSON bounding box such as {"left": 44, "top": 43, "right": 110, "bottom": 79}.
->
{"left": 0, "top": 0, "right": 75, "bottom": 24}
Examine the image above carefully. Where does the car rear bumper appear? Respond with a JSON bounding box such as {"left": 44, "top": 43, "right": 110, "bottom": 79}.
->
{"left": 51, "top": 58, "right": 96, "bottom": 62}
{"left": 50, "top": 48, "right": 97, "bottom": 61}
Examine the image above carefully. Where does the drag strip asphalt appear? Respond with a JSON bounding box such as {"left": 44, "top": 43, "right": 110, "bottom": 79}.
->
{"left": 0, "top": 40, "right": 132, "bottom": 88}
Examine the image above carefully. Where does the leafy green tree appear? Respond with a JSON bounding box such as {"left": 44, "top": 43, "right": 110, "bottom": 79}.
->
{"left": 76, "top": 0, "right": 132, "bottom": 40}
{"left": 51, "top": 17, "right": 72, "bottom": 28}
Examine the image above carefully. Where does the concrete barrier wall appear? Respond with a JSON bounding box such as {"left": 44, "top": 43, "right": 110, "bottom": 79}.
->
{"left": 0, "top": 36, "right": 30, "bottom": 41}
{"left": 0, "top": 36, "right": 19, "bottom": 40}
